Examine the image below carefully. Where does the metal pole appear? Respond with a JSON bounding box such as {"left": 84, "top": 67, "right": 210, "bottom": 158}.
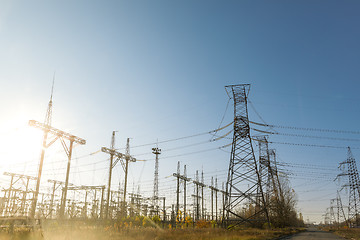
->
{"left": 49, "top": 181, "right": 56, "bottom": 218}
{"left": 60, "top": 139, "right": 74, "bottom": 218}
{"left": 20, "top": 178, "right": 29, "bottom": 215}
{"left": 106, "top": 153, "right": 114, "bottom": 219}
{"left": 123, "top": 158, "right": 129, "bottom": 217}
{"left": 201, "top": 171, "right": 204, "bottom": 219}
{"left": 84, "top": 191, "right": 88, "bottom": 218}
{"left": 163, "top": 197, "right": 166, "bottom": 222}
{"left": 30, "top": 130, "right": 48, "bottom": 218}
{"left": 215, "top": 178, "right": 218, "bottom": 221}
{"left": 100, "top": 187, "right": 104, "bottom": 219}
{"left": 184, "top": 169, "right": 187, "bottom": 220}
{"left": 176, "top": 174, "right": 180, "bottom": 220}
{"left": 6, "top": 175, "right": 14, "bottom": 215}
{"left": 211, "top": 177, "right": 214, "bottom": 221}
{"left": 105, "top": 131, "right": 116, "bottom": 219}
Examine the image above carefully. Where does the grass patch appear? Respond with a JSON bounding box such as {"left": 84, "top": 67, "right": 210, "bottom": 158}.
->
{"left": 0, "top": 227, "right": 304, "bottom": 240}
{"left": 325, "top": 227, "right": 360, "bottom": 240}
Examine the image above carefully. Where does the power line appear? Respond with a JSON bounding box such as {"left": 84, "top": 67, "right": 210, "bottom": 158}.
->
{"left": 266, "top": 141, "right": 360, "bottom": 149}
{"left": 250, "top": 121, "right": 360, "bottom": 135}
{"left": 117, "top": 121, "right": 233, "bottom": 150}
{"left": 143, "top": 143, "right": 232, "bottom": 161}
{"left": 210, "top": 98, "right": 231, "bottom": 141}
{"left": 252, "top": 128, "right": 360, "bottom": 142}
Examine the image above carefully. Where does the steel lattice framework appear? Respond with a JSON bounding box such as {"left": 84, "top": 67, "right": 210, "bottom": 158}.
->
{"left": 224, "top": 84, "right": 269, "bottom": 227}
{"left": 338, "top": 147, "right": 360, "bottom": 226}
{"left": 256, "top": 136, "right": 279, "bottom": 206}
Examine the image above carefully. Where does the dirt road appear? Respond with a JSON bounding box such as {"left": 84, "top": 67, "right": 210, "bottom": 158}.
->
{"left": 281, "top": 227, "right": 345, "bottom": 240}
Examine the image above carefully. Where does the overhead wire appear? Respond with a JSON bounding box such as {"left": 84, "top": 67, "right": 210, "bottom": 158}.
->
{"left": 267, "top": 141, "right": 360, "bottom": 149}
{"left": 250, "top": 121, "right": 360, "bottom": 135}
{"left": 117, "top": 121, "right": 233, "bottom": 150}
{"left": 252, "top": 128, "right": 360, "bottom": 142}
{"left": 210, "top": 98, "right": 231, "bottom": 141}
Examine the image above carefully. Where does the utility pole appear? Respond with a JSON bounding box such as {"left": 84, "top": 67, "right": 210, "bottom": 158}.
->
{"left": 210, "top": 177, "right": 214, "bottom": 220}
{"left": 104, "top": 131, "right": 117, "bottom": 219}
{"left": 201, "top": 171, "right": 205, "bottom": 218}
{"left": 209, "top": 177, "right": 221, "bottom": 221}
{"left": 183, "top": 165, "right": 191, "bottom": 219}
{"left": 193, "top": 170, "right": 206, "bottom": 220}
{"left": 173, "top": 162, "right": 191, "bottom": 221}
{"left": 29, "top": 81, "right": 86, "bottom": 219}
{"left": 174, "top": 162, "right": 180, "bottom": 219}
{"left": 102, "top": 137, "right": 136, "bottom": 218}
{"left": 221, "top": 182, "right": 226, "bottom": 221}
{"left": 152, "top": 147, "right": 161, "bottom": 213}
{"left": 123, "top": 138, "right": 133, "bottom": 217}
{"left": 215, "top": 178, "right": 218, "bottom": 221}
{"left": 159, "top": 197, "right": 166, "bottom": 221}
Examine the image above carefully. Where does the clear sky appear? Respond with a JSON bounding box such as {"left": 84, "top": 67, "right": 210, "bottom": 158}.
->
{"left": 0, "top": 0, "right": 360, "bottom": 223}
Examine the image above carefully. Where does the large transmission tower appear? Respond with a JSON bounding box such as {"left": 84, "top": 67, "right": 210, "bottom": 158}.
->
{"left": 338, "top": 147, "right": 360, "bottom": 226}
{"left": 224, "top": 84, "right": 269, "bottom": 227}
{"left": 256, "top": 136, "right": 279, "bottom": 207}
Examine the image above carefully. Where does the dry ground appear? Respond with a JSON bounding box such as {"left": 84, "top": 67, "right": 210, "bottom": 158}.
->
{"left": 326, "top": 228, "right": 360, "bottom": 240}
{"left": 0, "top": 227, "right": 304, "bottom": 240}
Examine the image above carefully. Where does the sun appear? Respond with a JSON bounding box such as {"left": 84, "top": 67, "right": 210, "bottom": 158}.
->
{"left": 0, "top": 119, "right": 44, "bottom": 170}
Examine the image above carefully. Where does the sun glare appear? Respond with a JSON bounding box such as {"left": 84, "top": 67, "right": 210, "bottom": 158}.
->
{"left": 0, "top": 120, "right": 43, "bottom": 169}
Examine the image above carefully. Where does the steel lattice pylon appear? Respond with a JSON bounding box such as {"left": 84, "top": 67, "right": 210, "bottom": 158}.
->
{"left": 256, "top": 136, "right": 280, "bottom": 207}
{"left": 338, "top": 147, "right": 360, "bottom": 227}
{"left": 223, "top": 84, "right": 269, "bottom": 227}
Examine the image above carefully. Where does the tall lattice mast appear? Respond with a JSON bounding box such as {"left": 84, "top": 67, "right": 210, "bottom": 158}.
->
{"left": 224, "top": 84, "right": 269, "bottom": 227}
{"left": 44, "top": 76, "right": 55, "bottom": 126}
{"left": 30, "top": 79, "right": 54, "bottom": 218}
{"left": 338, "top": 147, "right": 360, "bottom": 226}
{"left": 152, "top": 146, "right": 161, "bottom": 209}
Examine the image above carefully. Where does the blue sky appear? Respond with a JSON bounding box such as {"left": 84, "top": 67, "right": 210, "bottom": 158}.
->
{"left": 0, "top": 0, "right": 360, "bottom": 223}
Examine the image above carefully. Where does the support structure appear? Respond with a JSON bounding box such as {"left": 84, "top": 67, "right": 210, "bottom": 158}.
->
{"left": 3, "top": 172, "right": 37, "bottom": 216}
{"left": 336, "top": 190, "right": 347, "bottom": 225}
{"left": 183, "top": 165, "right": 191, "bottom": 219}
{"left": 152, "top": 147, "right": 161, "bottom": 213}
{"left": 29, "top": 83, "right": 86, "bottom": 219}
{"left": 104, "top": 131, "right": 116, "bottom": 219}
{"left": 102, "top": 137, "right": 137, "bottom": 218}
{"left": 255, "top": 136, "right": 282, "bottom": 221}
{"left": 223, "top": 84, "right": 269, "bottom": 227}
{"left": 173, "top": 162, "right": 191, "bottom": 221}
{"left": 337, "top": 147, "right": 360, "bottom": 227}
{"left": 174, "top": 162, "right": 181, "bottom": 220}
{"left": 209, "top": 177, "right": 221, "bottom": 221}
{"left": 193, "top": 170, "right": 206, "bottom": 220}
{"left": 67, "top": 185, "right": 106, "bottom": 219}
{"left": 48, "top": 179, "right": 66, "bottom": 218}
